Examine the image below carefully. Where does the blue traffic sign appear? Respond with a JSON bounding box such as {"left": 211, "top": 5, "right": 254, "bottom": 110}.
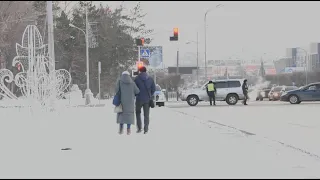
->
{"left": 140, "top": 49, "right": 150, "bottom": 58}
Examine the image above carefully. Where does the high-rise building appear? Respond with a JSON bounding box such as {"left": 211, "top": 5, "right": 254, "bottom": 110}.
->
{"left": 274, "top": 58, "right": 296, "bottom": 73}
{"left": 285, "top": 48, "right": 297, "bottom": 67}
{"left": 308, "top": 43, "right": 320, "bottom": 71}
{"left": 286, "top": 48, "right": 297, "bottom": 58}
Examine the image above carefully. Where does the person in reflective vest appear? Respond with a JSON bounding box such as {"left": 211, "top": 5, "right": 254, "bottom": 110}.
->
{"left": 206, "top": 80, "right": 216, "bottom": 106}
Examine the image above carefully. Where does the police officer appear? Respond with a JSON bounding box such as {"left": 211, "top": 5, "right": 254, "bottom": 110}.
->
{"left": 242, "top": 79, "right": 249, "bottom": 105}
{"left": 206, "top": 80, "right": 216, "bottom": 106}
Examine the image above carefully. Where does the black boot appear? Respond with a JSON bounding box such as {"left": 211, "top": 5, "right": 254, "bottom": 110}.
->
{"left": 119, "top": 127, "right": 124, "bottom": 135}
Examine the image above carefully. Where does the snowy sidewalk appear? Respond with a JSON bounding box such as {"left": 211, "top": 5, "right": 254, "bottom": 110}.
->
{"left": 0, "top": 102, "right": 320, "bottom": 178}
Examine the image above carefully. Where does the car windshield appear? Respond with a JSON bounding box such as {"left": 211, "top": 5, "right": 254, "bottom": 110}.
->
{"left": 274, "top": 87, "right": 282, "bottom": 91}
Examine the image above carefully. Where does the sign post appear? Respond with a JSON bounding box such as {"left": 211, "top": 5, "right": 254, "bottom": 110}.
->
{"left": 154, "top": 68, "right": 157, "bottom": 108}
{"left": 138, "top": 46, "right": 141, "bottom": 62}
{"left": 98, "top": 61, "right": 101, "bottom": 103}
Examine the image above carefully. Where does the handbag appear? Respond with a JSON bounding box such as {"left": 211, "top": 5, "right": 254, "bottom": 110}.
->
{"left": 112, "top": 80, "right": 121, "bottom": 106}
{"left": 114, "top": 104, "right": 123, "bottom": 113}
{"left": 141, "top": 78, "right": 155, "bottom": 108}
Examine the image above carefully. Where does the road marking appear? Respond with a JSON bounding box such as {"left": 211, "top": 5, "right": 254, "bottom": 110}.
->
{"left": 288, "top": 123, "right": 313, "bottom": 129}
{"left": 172, "top": 109, "right": 320, "bottom": 160}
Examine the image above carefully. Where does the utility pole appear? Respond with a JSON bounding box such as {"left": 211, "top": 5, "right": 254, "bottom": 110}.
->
{"left": 176, "top": 50, "right": 179, "bottom": 74}
{"left": 138, "top": 46, "right": 141, "bottom": 62}
{"left": 47, "top": 1, "right": 55, "bottom": 72}
{"left": 47, "top": 1, "right": 56, "bottom": 108}
{"left": 85, "top": 6, "right": 89, "bottom": 92}
{"left": 84, "top": 5, "right": 93, "bottom": 105}
{"left": 98, "top": 61, "right": 101, "bottom": 104}
{"left": 169, "top": 27, "right": 179, "bottom": 101}
{"left": 204, "top": 13, "right": 208, "bottom": 81}
{"left": 196, "top": 32, "right": 199, "bottom": 86}
{"left": 306, "top": 55, "right": 308, "bottom": 85}
{"left": 176, "top": 50, "right": 179, "bottom": 101}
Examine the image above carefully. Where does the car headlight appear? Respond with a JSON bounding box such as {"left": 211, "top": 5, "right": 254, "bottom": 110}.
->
{"left": 281, "top": 92, "right": 287, "bottom": 96}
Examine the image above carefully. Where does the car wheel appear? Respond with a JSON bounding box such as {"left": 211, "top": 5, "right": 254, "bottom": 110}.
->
{"left": 226, "top": 94, "right": 238, "bottom": 105}
{"left": 259, "top": 98, "right": 263, "bottom": 101}
{"left": 289, "top": 95, "right": 299, "bottom": 104}
{"left": 187, "top": 95, "right": 199, "bottom": 106}
{"left": 256, "top": 97, "right": 259, "bottom": 101}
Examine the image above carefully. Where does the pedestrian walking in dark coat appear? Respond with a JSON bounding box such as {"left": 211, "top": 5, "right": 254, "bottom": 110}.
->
{"left": 134, "top": 66, "right": 156, "bottom": 134}
{"left": 115, "top": 71, "right": 140, "bottom": 135}
{"left": 242, "top": 79, "right": 249, "bottom": 105}
{"left": 206, "top": 81, "right": 216, "bottom": 106}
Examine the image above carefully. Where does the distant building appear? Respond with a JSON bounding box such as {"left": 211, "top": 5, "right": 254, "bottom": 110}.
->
{"left": 308, "top": 43, "right": 320, "bottom": 71}
{"left": 274, "top": 58, "right": 296, "bottom": 74}
{"left": 286, "top": 48, "right": 297, "bottom": 58}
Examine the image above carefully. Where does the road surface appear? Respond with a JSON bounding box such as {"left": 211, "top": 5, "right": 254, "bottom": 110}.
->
{"left": 0, "top": 100, "right": 319, "bottom": 178}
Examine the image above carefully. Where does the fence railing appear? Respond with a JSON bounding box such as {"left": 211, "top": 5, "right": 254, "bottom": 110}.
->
{"left": 166, "top": 91, "right": 180, "bottom": 101}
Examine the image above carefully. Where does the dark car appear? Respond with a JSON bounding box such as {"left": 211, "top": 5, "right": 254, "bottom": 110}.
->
{"left": 256, "top": 87, "right": 271, "bottom": 101}
{"left": 280, "top": 82, "right": 320, "bottom": 104}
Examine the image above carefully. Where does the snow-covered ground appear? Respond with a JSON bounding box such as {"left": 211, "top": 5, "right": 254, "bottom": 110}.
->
{"left": 0, "top": 100, "right": 320, "bottom": 178}
{"left": 167, "top": 100, "right": 320, "bottom": 159}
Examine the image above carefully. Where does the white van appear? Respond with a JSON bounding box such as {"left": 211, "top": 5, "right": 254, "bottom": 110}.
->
{"left": 180, "top": 79, "right": 246, "bottom": 106}
{"left": 155, "top": 84, "right": 165, "bottom": 107}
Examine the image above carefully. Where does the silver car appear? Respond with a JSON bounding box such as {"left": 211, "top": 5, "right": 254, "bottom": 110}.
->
{"left": 181, "top": 79, "right": 246, "bottom": 106}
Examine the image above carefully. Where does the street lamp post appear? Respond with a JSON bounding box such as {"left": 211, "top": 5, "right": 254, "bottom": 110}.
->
{"left": 204, "top": 4, "right": 223, "bottom": 81}
{"left": 297, "top": 47, "right": 308, "bottom": 85}
{"left": 69, "top": 6, "right": 92, "bottom": 105}
{"left": 196, "top": 32, "right": 199, "bottom": 86}
{"left": 186, "top": 32, "right": 199, "bottom": 86}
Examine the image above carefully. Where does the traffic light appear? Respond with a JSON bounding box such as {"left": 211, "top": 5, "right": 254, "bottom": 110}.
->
{"left": 132, "top": 61, "right": 144, "bottom": 77}
{"left": 135, "top": 38, "right": 145, "bottom": 46}
{"left": 170, "top": 28, "right": 179, "bottom": 41}
{"left": 173, "top": 28, "right": 178, "bottom": 37}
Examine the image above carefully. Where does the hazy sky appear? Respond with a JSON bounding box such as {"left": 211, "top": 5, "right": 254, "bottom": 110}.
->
{"left": 93, "top": 1, "right": 320, "bottom": 66}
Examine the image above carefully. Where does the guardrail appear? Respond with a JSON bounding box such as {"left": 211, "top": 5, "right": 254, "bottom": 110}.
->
{"left": 166, "top": 91, "right": 180, "bottom": 102}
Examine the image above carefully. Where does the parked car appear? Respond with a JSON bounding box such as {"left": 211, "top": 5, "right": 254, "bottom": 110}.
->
{"left": 256, "top": 87, "right": 272, "bottom": 101}
{"left": 280, "top": 82, "right": 320, "bottom": 104}
{"left": 268, "top": 86, "right": 283, "bottom": 101}
{"left": 154, "top": 84, "right": 165, "bottom": 107}
{"left": 180, "top": 79, "right": 246, "bottom": 106}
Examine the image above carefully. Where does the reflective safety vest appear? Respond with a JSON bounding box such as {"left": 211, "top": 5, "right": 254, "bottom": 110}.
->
{"left": 207, "top": 83, "right": 215, "bottom": 92}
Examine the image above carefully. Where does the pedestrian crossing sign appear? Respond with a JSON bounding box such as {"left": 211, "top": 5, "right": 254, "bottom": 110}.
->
{"left": 140, "top": 49, "right": 150, "bottom": 58}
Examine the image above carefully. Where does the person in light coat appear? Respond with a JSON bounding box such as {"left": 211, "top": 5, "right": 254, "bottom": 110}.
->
{"left": 115, "top": 71, "right": 140, "bottom": 135}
